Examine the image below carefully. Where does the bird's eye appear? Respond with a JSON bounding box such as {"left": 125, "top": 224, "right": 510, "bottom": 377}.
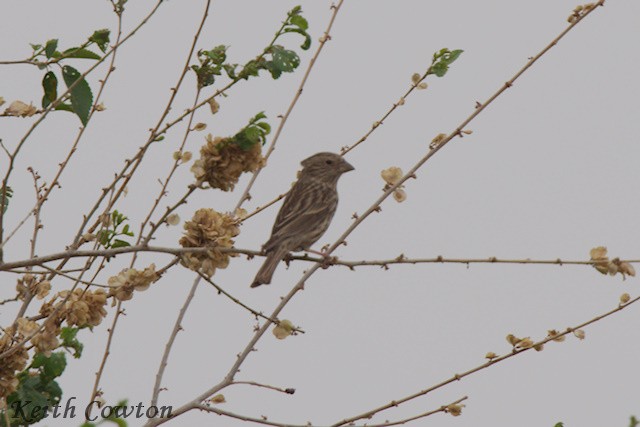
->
{"left": 325, "top": 160, "right": 333, "bottom": 165}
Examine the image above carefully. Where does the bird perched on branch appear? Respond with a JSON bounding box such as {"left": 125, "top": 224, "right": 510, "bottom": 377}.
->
{"left": 251, "top": 152, "right": 354, "bottom": 288}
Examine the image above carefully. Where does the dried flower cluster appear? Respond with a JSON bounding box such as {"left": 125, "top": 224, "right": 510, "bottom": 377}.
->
{"left": 381, "top": 166, "right": 407, "bottom": 202}
{"left": 590, "top": 246, "right": 636, "bottom": 279}
{"left": 179, "top": 208, "right": 241, "bottom": 277}
{"left": 34, "top": 288, "right": 108, "bottom": 354}
{"left": 108, "top": 264, "right": 159, "bottom": 303}
{"left": 16, "top": 274, "right": 51, "bottom": 300}
{"left": 4, "top": 100, "right": 37, "bottom": 117}
{"left": 0, "top": 327, "right": 29, "bottom": 399}
{"left": 191, "top": 134, "right": 264, "bottom": 191}
{"left": 567, "top": 3, "right": 596, "bottom": 23}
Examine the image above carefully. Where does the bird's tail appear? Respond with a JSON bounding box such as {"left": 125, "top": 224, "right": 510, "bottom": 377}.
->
{"left": 251, "top": 247, "right": 288, "bottom": 288}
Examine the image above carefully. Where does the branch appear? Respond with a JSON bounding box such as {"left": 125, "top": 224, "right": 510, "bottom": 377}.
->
{"left": 2, "top": 243, "right": 636, "bottom": 274}
{"left": 332, "top": 294, "right": 635, "bottom": 426}
{"left": 151, "top": 276, "right": 201, "bottom": 407}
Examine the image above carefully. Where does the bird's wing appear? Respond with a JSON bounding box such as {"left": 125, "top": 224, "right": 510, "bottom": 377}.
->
{"left": 264, "top": 179, "right": 337, "bottom": 251}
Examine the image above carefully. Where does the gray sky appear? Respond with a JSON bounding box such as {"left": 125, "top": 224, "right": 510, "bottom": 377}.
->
{"left": 2, "top": 1, "right": 640, "bottom": 426}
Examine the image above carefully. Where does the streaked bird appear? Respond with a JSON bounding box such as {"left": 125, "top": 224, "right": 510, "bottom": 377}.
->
{"left": 251, "top": 152, "right": 354, "bottom": 288}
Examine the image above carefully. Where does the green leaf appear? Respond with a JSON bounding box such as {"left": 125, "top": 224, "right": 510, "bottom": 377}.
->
{"left": 112, "top": 239, "right": 131, "bottom": 248}
{"left": 1, "top": 186, "right": 13, "bottom": 214}
{"left": 42, "top": 71, "right": 58, "bottom": 108}
{"left": 553, "top": 423, "right": 564, "bottom": 427}
{"left": 265, "top": 45, "right": 299, "bottom": 79}
{"left": 430, "top": 48, "right": 464, "bottom": 77}
{"left": 448, "top": 49, "right": 464, "bottom": 62}
{"left": 60, "top": 326, "right": 84, "bottom": 358}
{"left": 30, "top": 43, "right": 43, "bottom": 51}
{"left": 203, "top": 45, "right": 227, "bottom": 64}
{"left": 5, "top": 353, "right": 66, "bottom": 425}
{"left": 54, "top": 103, "right": 74, "bottom": 112}
{"left": 32, "top": 352, "right": 66, "bottom": 382}
{"left": 98, "top": 230, "right": 111, "bottom": 246}
{"left": 44, "top": 39, "right": 58, "bottom": 59}
{"left": 238, "top": 59, "right": 262, "bottom": 79}
{"left": 89, "top": 29, "right": 111, "bottom": 53}
{"left": 257, "top": 121, "right": 271, "bottom": 134}
{"left": 63, "top": 47, "right": 101, "bottom": 60}
{"left": 222, "top": 63, "right": 238, "bottom": 80}
{"left": 231, "top": 112, "right": 270, "bottom": 150}
{"left": 290, "top": 14, "right": 308, "bottom": 31}
{"left": 62, "top": 65, "right": 93, "bottom": 125}
{"left": 283, "top": 27, "right": 311, "bottom": 50}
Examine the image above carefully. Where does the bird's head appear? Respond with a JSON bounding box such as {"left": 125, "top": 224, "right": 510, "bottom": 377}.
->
{"left": 299, "top": 152, "right": 354, "bottom": 180}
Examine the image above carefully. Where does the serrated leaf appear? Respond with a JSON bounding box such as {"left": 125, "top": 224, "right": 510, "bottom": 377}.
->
{"left": 42, "top": 71, "right": 58, "bottom": 108}
{"left": 63, "top": 47, "right": 101, "bottom": 60}
{"left": 44, "top": 39, "right": 58, "bottom": 58}
{"left": 62, "top": 65, "right": 93, "bottom": 125}
{"left": 89, "top": 29, "right": 111, "bottom": 53}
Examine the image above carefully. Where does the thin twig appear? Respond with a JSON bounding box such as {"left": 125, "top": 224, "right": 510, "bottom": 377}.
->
{"left": 198, "top": 272, "right": 305, "bottom": 333}
{"left": 151, "top": 276, "right": 201, "bottom": 407}
{"left": 87, "top": 300, "right": 124, "bottom": 417}
{"left": 332, "top": 294, "right": 636, "bottom": 426}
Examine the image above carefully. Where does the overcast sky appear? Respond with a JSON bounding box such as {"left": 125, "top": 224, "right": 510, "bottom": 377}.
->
{"left": 2, "top": 1, "right": 640, "bottom": 426}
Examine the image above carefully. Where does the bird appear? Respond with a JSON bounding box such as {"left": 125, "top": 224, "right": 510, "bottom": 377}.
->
{"left": 251, "top": 152, "right": 354, "bottom": 287}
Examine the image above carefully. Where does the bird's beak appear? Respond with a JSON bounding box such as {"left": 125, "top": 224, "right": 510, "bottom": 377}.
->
{"left": 341, "top": 160, "right": 354, "bottom": 172}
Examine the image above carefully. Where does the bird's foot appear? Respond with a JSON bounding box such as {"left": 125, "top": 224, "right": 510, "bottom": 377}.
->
{"left": 306, "top": 245, "right": 336, "bottom": 269}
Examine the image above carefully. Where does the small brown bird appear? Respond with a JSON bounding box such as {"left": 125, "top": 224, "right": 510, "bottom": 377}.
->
{"left": 251, "top": 152, "right": 354, "bottom": 287}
